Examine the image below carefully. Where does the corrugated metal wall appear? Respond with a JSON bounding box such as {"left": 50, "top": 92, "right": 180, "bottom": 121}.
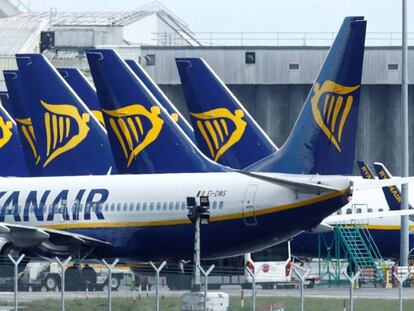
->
{"left": 140, "top": 46, "right": 414, "bottom": 85}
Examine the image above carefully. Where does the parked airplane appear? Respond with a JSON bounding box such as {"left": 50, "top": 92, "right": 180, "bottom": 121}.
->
{"left": 0, "top": 16, "right": 372, "bottom": 263}
{"left": 3, "top": 70, "right": 43, "bottom": 176}
{"left": 176, "top": 57, "right": 277, "bottom": 169}
{"left": 7, "top": 56, "right": 117, "bottom": 176}
{"left": 359, "top": 161, "right": 414, "bottom": 222}
{"left": 173, "top": 33, "right": 413, "bottom": 258}
{"left": 125, "top": 59, "right": 196, "bottom": 142}
{"left": 57, "top": 68, "right": 105, "bottom": 126}
{"left": 0, "top": 91, "right": 13, "bottom": 115}
{"left": 86, "top": 49, "right": 223, "bottom": 174}
{"left": 0, "top": 92, "right": 29, "bottom": 177}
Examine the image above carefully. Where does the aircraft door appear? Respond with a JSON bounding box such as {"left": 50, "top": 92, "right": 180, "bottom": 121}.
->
{"left": 242, "top": 184, "right": 258, "bottom": 226}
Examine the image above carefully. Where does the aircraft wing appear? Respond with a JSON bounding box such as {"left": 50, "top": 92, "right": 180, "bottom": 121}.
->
{"left": 324, "top": 209, "right": 414, "bottom": 223}
{"left": 308, "top": 209, "right": 414, "bottom": 233}
{"left": 0, "top": 223, "right": 112, "bottom": 257}
{"left": 352, "top": 177, "right": 414, "bottom": 191}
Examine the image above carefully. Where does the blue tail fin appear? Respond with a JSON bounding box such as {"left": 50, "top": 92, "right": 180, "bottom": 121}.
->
{"left": 247, "top": 17, "right": 366, "bottom": 175}
{"left": 86, "top": 49, "right": 225, "bottom": 173}
{"left": 124, "top": 59, "right": 195, "bottom": 143}
{"left": 0, "top": 99, "right": 29, "bottom": 176}
{"left": 176, "top": 58, "right": 277, "bottom": 169}
{"left": 356, "top": 161, "right": 375, "bottom": 179}
{"left": 373, "top": 162, "right": 407, "bottom": 211}
{"left": 0, "top": 91, "right": 13, "bottom": 116}
{"left": 4, "top": 70, "right": 43, "bottom": 176}
{"left": 15, "top": 54, "right": 117, "bottom": 176}
{"left": 57, "top": 68, "right": 105, "bottom": 126}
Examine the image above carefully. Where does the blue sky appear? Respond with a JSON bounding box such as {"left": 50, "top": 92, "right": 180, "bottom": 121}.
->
{"left": 25, "top": 0, "right": 411, "bottom": 33}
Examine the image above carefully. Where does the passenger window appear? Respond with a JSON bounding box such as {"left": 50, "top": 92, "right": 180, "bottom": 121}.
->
{"left": 143, "top": 203, "right": 147, "bottom": 211}
{"left": 136, "top": 202, "right": 141, "bottom": 211}
{"left": 123, "top": 203, "right": 128, "bottom": 212}
{"left": 356, "top": 208, "right": 362, "bottom": 214}
{"left": 79, "top": 204, "right": 83, "bottom": 213}
{"left": 181, "top": 201, "right": 186, "bottom": 210}
{"left": 379, "top": 208, "right": 383, "bottom": 212}
{"left": 346, "top": 208, "right": 352, "bottom": 214}
{"left": 368, "top": 208, "right": 373, "bottom": 213}
{"left": 156, "top": 202, "right": 161, "bottom": 211}
{"left": 129, "top": 203, "right": 134, "bottom": 211}
{"left": 219, "top": 201, "right": 224, "bottom": 209}
{"left": 104, "top": 203, "right": 109, "bottom": 212}
{"left": 117, "top": 203, "right": 121, "bottom": 212}
{"left": 110, "top": 203, "right": 115, "bottom": 212}
{"left": 163, "top": 202, "right": 168, "bottom": 211}
{"left": 175, "top": 203, "right": 180, "bottom": 211}
{"left": 149, "top": 202, "right": 154, "bottom": 211}
{"left": 212, "top": 202, "right": 217, "bottom": 210}
{"left": 169, "top": 202, "right": 174, "bottom": 211}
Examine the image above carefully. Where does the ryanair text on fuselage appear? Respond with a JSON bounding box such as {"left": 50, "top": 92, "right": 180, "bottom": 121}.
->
{"left": 0, "top": 188, "right": 108, "bottom": 222}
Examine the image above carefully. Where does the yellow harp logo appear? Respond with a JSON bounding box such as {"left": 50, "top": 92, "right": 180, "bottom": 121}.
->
{"left": 42, "top": 100, "right": 90, "bottom": 167}
{"left": 190, "top": 108, "right": 247, "bottom": 162}
{"left": 0, "top": 116, "right": 13, "bottom": 149}
{"left": 15, "top": 117, "right": 40, "bottom": 164}
{"left": 311, "top": 80, "right": 360, "bottom": 152}
{"left": 91, "top": 110, "right": 105, "bottom": 127}
{"left": 102, "top": 105, "right": 164, "bottom": 167}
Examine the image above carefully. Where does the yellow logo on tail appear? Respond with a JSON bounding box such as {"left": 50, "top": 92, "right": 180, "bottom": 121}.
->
{"left": 91, "top": 110, "right": 105, "bottom": 127}
{"left": 190, "top": 108, "right": 247, "bottom": 162}
{"left": 102, "top": 105, "right": 164, "bottom": 167}
{"left": 0, "top": 116, "right": 13, "bottom": 149}
{"left": 311, "top": 80, "right": 360, "bottom": 152}
{"left": 15, "top": 117, "right": 40, "bottom": 164}
{"left": 41, "top": 100, "right": 90, "bottom": 167}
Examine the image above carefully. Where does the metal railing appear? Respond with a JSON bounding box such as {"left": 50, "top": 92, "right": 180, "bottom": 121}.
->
{"left": 153, "top": 31, "right": 414, "bottom": 47}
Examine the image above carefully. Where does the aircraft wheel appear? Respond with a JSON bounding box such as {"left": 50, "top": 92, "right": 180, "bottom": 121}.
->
{"left": 109, "top": 276, "right": 121, "bottom": 291}
{"left": 66, "top": 267, "right": 82, "bottom": 291}
{"left": 44, "top": 275, "right": 59, "bottom": 292}
{"left": 81, "top": 266, "right": 97, "bottom": 290}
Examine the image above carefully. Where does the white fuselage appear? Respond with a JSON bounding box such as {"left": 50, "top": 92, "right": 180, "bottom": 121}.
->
{"left": 0, "top": 172, "right": 351, "bottom": 259}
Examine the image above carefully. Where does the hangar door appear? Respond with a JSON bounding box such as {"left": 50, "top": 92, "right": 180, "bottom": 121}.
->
{"left": 242, "top": 184, "right": 258, "bottom": 226}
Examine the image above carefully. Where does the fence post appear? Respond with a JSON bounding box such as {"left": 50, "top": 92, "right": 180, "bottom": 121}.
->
{"left": 103, "top": 258, "right": 119, "bottom": 311}
{"left": 393, "top": 271, "right": 409, "bottom": 311}
{"left": 245, "top": 265, "right": 258, "bottom": 311}
{"left": 293, "top": 269, "right": 309, "bottom": 311}
{"left": 199, "top": 264, "right": 215, "bottom": 311}
{"left": 8, "top": 254, "right": 25, "bottom": 311}
{"left": 343, "top": 271, "right": 360, "bottom": 311}
{"left": 150, "top": 261, "right": 167, "bottom": 311}
{"left": 55, "top": 256, "right": 72, "bottom": 311}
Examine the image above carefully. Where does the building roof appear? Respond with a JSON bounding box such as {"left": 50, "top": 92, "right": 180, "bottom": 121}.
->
{"left": 0, "top": 19, "right": 46, "bottom": 55}
{"left": 1, "top": 2, "right": 200, "bottom": 46}
{"left": 3, "top": 2, "right": 192, "bottom": 28}
{"left": 7, "top": 10, "right": 153, "bottom": 26}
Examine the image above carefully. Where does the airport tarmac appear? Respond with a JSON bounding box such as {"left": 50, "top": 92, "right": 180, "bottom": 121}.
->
{"left": 0, "top": 286, "right": 413, "bottom": 302}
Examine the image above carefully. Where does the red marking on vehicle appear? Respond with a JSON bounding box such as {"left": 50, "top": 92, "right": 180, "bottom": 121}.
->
{"left": 262, "top": 264, "right": 270, "bottom": 273}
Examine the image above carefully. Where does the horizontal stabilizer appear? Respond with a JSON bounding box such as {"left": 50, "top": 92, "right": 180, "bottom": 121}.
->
{"left": 238, "top": 171, "right": 342, "bottom": 194}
